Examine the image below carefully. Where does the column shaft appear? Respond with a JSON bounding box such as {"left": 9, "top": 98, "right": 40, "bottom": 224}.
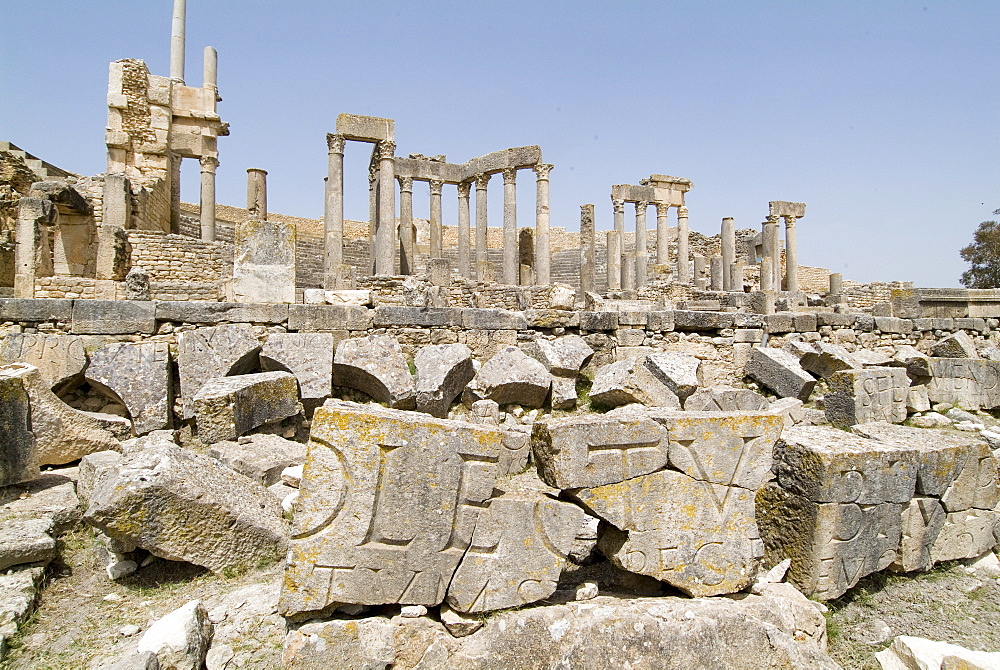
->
{"left": 656, "top": 203, "right": 670, "bottom": 264}
{"left": 533, "top": 164, "right": 552, "bottom": 285}
{"left": 457, "top": 182, "right": 472, "bottom": 278}
{"left": 246, "top": 168, "right": 267, "bottom": 220}
{"left": 475, "top": 174, "right": 490, "bottom": 275}
{"left": 324, "top": 134, "right": 345, "bottom": 287}
{"left": 398, "top": 177, "right": 415, "bottom": 275}
{"left": 613, "top": 198, "right": 625, "bottom": 287}
{"left": 607, "top": 230, "right": 621, "bottom": 290}
{"left": 375, "top": 141, "right": 396, "bottom": 275}
{"left": 199, "top": 155, "right": 218, "bottom": 241}
{"left": 721, "top": 216, "right": 735, "bottom": 290}
{"left": 429, "top": 179, "right": 444, "bottom": 259}
{"left": 580, "top": 204, "right": 596, "bottom": 294}
{"left": 634, "top": 201, "right": 648, "bottom": 288}
{"left": 170, "top": 0, "right": 186, "bottom": 83}
{"left": 677, "top": 205, "right": 690, "bottom": 284}
{"left": 502, "top": 168, "right": 518, "bottom": 284}
{"left": 784, "top": 216, "right": 798, "bottom": 292}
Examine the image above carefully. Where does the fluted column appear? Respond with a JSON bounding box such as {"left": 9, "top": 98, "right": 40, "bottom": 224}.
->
{"left": 457, "top": 182, "right": 472, "bottom": 278}
{"left": 613, "top": 198, "right": 625, "bottom": 286}
{"left": 784, "top": 215, "right": 798, "bottom": 292}
{"left": 721, "top": 216, "right": 735, "bottom": 290}
{"left": 677, "top": 205, "right": 690, "bottom": 284}
{"left": 533, "top": 164, "right": 552, "bottom": 285}
{"left": 429, "top": 179, "right": 444, "bottom": 259}
{"left": 246, "top": 168, "right": 267, "bottom": 220}
{"left": 324, "top": 133, "right": 345, "bottom": 286}
{"left": 655, "top": 203, "right": 670, "bottom": 264}
{"left": 375, "top": 140, "right": 396, "bottom": 275}
{"left": 397, "top": 176, "right": 415, "bottom": 275}
{"left": 474, "top": 173, "right": 490, "bottom": 273}
{"left": 634, "top": 201, "right": 648, "bottom": 288}
{"left": 198, "top": 155, "right": 218, "bottom": 241}
{"left": 502, "top": 167, "right": 518, "bottom": 284}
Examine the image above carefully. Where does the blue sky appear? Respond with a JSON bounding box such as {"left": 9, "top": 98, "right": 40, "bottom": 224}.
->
{"left": 3, "top": 1, "right": 997, "bottom": 287}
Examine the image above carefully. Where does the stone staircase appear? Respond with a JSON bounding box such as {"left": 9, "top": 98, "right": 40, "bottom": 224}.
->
{"left": 0, "top": 141, "right": 77, "bottom": 181}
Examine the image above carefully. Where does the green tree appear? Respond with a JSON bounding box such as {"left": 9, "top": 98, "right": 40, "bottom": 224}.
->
{"left": 960, "top": 209, "right": 1000, "bottom": 288}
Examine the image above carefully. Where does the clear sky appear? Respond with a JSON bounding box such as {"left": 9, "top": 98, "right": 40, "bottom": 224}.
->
{"left": 3, "top": 1, "right": 997, "bottom": 287}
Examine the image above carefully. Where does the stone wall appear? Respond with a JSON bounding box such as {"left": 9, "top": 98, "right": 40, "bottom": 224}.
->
{"left": 126, "top": 230, "right": 232, "bottom": 283}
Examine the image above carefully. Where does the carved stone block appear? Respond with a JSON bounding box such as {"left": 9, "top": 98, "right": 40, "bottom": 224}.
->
{"left": 86, "top": 341, "right": 171, "bottom": 435}
{"left": 824, "top": 367, "right": 908, "bottom": 428}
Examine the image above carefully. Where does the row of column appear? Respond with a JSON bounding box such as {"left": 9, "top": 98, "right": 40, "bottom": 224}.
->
{"left": 760, "top": 214, "right": 799, "bottom": 292}
{"left": 605, "top": 200, "right": 689, "bottom": 290}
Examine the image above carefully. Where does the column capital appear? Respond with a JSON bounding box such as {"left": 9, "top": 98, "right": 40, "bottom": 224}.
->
{"left": 655, "top": 202, "right": 671, "bottom": 216}
{"left": 457, "top": 181, "right": 472, "bottom": 198}
{"left": 396, "top": 175, "right": 413, "bottom": 192}
{"left": 474, "top": 173, "right": 491, "bottom": 189}
{"left": 326, "top": 133, "right": 346, "bottom": 154}
{"left": 612, "top": 198, "right": 625, "bottom": 214}
{"left": 765, "top": 214, "right": 779, "bottom": 225}
{"left": 501, "top": 167, "right": 517, "bottom": 184}
{"left": 634, "top": 200, "right": 648, "bottom": 212}
{"left": 532, "top": 163, "right": 554, "bottom": 180}
{"left": 377, "top": 140, "right": 396, "bottom": 159}
{"left": 678, "top": 205, "right": 689, "bottom": 217}
{"left": 199, "top": 155, "right": 219, "bottom": 171}
{"left": 783, "top": 215, "right": 798, "bottom": 227}
{"left": 429, "top": 179, "right": 444, "bottom": 195}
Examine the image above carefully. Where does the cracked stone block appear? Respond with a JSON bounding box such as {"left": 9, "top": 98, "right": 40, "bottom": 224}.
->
{"left": 892, "top": 497, "right": 945, "bottom": 572}
{"left": 136, "top": 599, "right": 213, "bottom": 670}
{"left": 925, "top": 358, "right": 1000, "bottom": 411}
{"left": 589, "top": 357, "right": 681, "bottom": 410}
{"left": 0, "top": 565, "right": 45, "bottom": 657}
{"left": 333, "top": 334, "right": 415, "bottom": 409}
{"left": 0, "top": 517, "right": 55, "bottom": 571}
{"left": 278, "top": 401, "right": 503, "bottom": 617}
{"left": 193, "top": 371, "right": 300, "bottom": 444}
{"left": 799, "top": 342, "right": 861, "bottom": 380}
{"left": 745, "top": 347, "right": 817, "bottom": 401}
{"left": 0, "top": 333, "right": 86, "bottom": 391}
{"left": 931, "top": 331, "right": 979, "bottom": 359}
{"left": 0, "top": 364, "right": 39, "bottom": 487}
{"left": 684, "top": 386, "right": 769, "bottom": 412}
{"left": 177, "top": 324, "right": 261, "bottom": 419}
{"left": 85, "top": 341, "right": 171, "bottom": 435}
{"left": 261, "top": 332, "right": 334, "bottom": 401}
{"left": 824, "top": 367, "right": 908, "bottom": 428}
{"left": 893, "top": 344, "right": 932, "bottom": 377}
{"left": 208, "top": 434, "right": 307, "bottom": 487}
{"left": 463, "top": 346, "right": 551, "bottom": 409}
{"left": 642, "top": 352, "right": 703, "bottom": 401}
{"left": 414, "top": 343, "right": 474, "bottom": 418}
{"left": 930, "top": 509, "right": 999, "bottom": 563}
{"left": 530, "top": 336, "right": 593, "bottom": 410}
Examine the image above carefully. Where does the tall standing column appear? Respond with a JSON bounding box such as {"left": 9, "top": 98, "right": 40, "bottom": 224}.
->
{"left": 169, "top": 0, "right": 186, "bottom": 83}
{"left": 375, "top": 140, "right": 396, "bottom": 275}
{"left": 457, "top": 182, "right": 472, "bottom": 278}
{"left": 474, "top": 174, "right": 490, "bottom": 275}
{"left": 429, "top": 179, "right": 444, "bottom": 259}
{"left": 721, "top": 216, "right": 735, "bottom": 290}
{"left": 580, "top": 204, "right": 596, "bottom": 294}
{"left": 655, "top": 203, "right": 670, "bottom": 264}
{"left": 613, "top": 198, "right": 625, "bottom": 287}
{"left": 634, "top": 201, "right": 648, "bottom": 288}
{"left": 763, "top": 214, "right": 780, "bottom": 290}
{"left": 199, "top": 155, "right": 218, "bottom": 241}
{"left": 203, "top": 47, "right": 217, "bottom": 93}
{"left": 533, "top": 164, "right": 552, "bottom": 285}
{"left": 677, "top": 205, "right": 690, "bottom": 284}
{"left": 246, "top": 168, "right": 267, "bottom": 220}
{"left": 397, "top": 176, "right": 415, "bottom": 275}
{"left": 606, "top": 230, "right": 622, "bottom": 291}
{"left": 784, "top": 215, "right": 798, "bottom": 292}
{"left": 324, "top": 134, "right": 345, "bottom": 286}
{"left": 501, "top": 167, "right": 518, "bottom": 284}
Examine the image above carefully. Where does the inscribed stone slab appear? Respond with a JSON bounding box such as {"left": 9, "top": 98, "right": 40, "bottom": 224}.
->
{"left": 85, "top": 341, "right": 171, "bottom": 435}
{"left": 824, "top": 367, "right": 908, "bottom": 428}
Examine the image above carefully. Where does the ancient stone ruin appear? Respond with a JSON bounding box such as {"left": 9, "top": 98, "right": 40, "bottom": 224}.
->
{"left": 1, "top": 2, "right": 999, "bottom": 668}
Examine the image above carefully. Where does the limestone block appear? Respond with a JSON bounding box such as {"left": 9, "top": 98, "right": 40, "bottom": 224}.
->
{"left": 534, "top": 335, "right": 594, "bottom": 376}
{"left": 925, "top": 358, "right": 1000, "bottom": 411}
{"left": 931, "top": 331, "right": 979, "bottom": 359}
{"left": 85, "top": 341, "right": 171, "bottom": 435}
{"left": 83, "top": 437, "right": 287, "bottom": 574}
{"left": 498, "top": 427, "right": 531, "bottom": 478}
{"left": 446, "top": 490, "right": 584, "bottom": 613}
{"left": 0, "top": 333, "right": 86, "bottom": 391}
{"left": 939, "top": 442, "right": 999, "bottom": 513}
{"left": 0, "top": 517, "right": 55, "bottom": 571}
{"left": 572, "top": 469, "right": 763, "bottom": 596}
{"left": 261, "top": 332, "right": 334, "bottom": 401}
{"left": 642, "top": 352, "right": 703, "bottom": 401}
{"left": 208, "top": 434, "right": 307, "bottom": 487}
{"left": 334, "top": 334, "right": 415, "bottom": 409}
{"left": 824, "top": 367, "right": 908, "bottom": 428}
{"left": 773, "top": 426, "right": 918, "bottom": 504}
{"left": 892, "top": 497, "right": 945, "bottom": 572}
{"left": 325, "top": 289, "right": 373, "bottom": 306}
{"left": 0, "top": 565, "right": 46, "bottom": 658}
{"left": 279, "top": 401, "right": 502, "bottom": 616}
{"left": 930, "top": 509, "right": 1000, "bottom": 563}
{"left": 684, "top": 386, "right": 769, "bottom": 412}
{"left": 78, "top": 450, "right": 123, "bottom": 503}
{"left": 893, "top": 344, "right": 932, "bottom": 377}
{"left": 232, "top": 219, "right": 296, "bottom": 304}
{"left": 470, "top": 399, "right": 500, "bottom": 425}
{"left": 589, "top": 357, "right": 681, "bottom": 409}
{"left": 0, "top": 365, "right": 39, "bottom": 487}
{"left": 193, "top": 371, "right": 300, "bottom": 444}
{"left": 414, "top": 343, "right": 474, "bottom": 418}
{"left": 532, "top": 414, "right": 669, "bottom": 489}
{"left": 769, "top": 397, "right": 806, "bottom": 428}
{"left": 645, "top": 410, "right": 784, "bottom": 490}
{"left": 745, "top": 347, "right": 817, "bottom": 401}
{"left": 136, "top": 600, "right": 213, "bottom": 670}
{"left": 876, "top": 636, "right": 1000, "bottom": 670}
{"left": 463, "top": 346, "right": 551, "bottom": 408}
{"left": 756, "top": 483, "right": 902, "bottom": 600}
{"left": 71, "top": 299, "right": 155, "bottom": 335}
{"left": 336, "top": 113, "right": 394, "bottom": 141}
{"left": 854, "top": 349, "right": 896, "bottom": 367}
{"left": 799, "top": 342, "right": 862, "bottom": 380}
{"left": 124, "top": 266, "right": 150, "bottom": 301}
{"left": 907, "top": 385, "right": 932, "bottom": 413}
{"left": 549, "top": 377, "right": 579, "bottom": 410}
{"left": 177, "top": 324, "right": 261, "bottom": 419}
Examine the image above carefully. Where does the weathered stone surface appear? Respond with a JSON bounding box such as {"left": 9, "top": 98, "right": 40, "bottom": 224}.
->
{"left": 136, "top": 600, "right": 213, "bottom": 670}
{"left": 333, "top": 334, "right": 415, "bottom": 409}
{"left": 232, "top": 219, "right": 296, "bottom": 304}
{"left": 893, "top": 497, "right": 945, "bottom": 572}
{"left": 414, "top": 343, "right": 474, "bottom": 418}
{"left": 446, "top": 489, "right": 583, "bottom": 613}
{"left": 0, "top": 565, "right": 45, "bottom": 658}
{"left": 824, "top": 367, "right": 909, "bottom": 428}
{"left": 0, "top": 517, "right": 54, "bottom": 571}
{"left": 176, "top": 324, "right": 261, "bottom": 419}
{"left": 279, "top": 401, "right": 502, "bottom": 616}
{"left": 683, "top": 385, "right": 769, "bottom": 412}
{"left": 463, "top": 346, "right": 550, "bottom": 408}
{"left": 876, "top": 635, "right": 1000, "bottom": 670}
{"left": 893, "top": 344, "right": 932, "bottom": 377}
{"left": 531, "top": 335, "right": 594, "bottom": 410}
{"left": 931, "top": 509, "right": 1000, "bottom": 564}
{"left": 193, "top": 372, "right": 299, "bottom": 444}
{"left": 532, "top": 414, "right": 669, "bottom": 489}
{"left": 572, "top": 469, "right": 763, "bottom": 596}
{"left": 642, "top": 352, "right": 703, "bottom": 401}
{"left": 757, "top": 482, "right": 903, "bottom": 600}
{"left": 799, "top": 342, "right": 862, "bottom": 379}
{"left": 85, "top": 341, "right": 171, "bottom": 435}
{"left": 71, "top": 300, "right": 156, "bottom": 335}
{"left": 769, "top": 397, "right": 806, "bottom": 427}
{"left": 123, "top": 266, "right": 151, "bottom": 301}
{"left": 931, "top": 330, "right": 979, "bottom": 359}
{"left": 925, "top": 358, "right": 1000, "bottom": 411}
{"left": 0, "top": 470, "right": 83, "bottom": 535}
{"left": 261, "top": 332, "right": 334, "bottom": 401}
{"left": 83, "top": 437, "right": 287, "bottom": 573}
{"left": 589, "top": 357, "right": 681, "bottom": 409}
{"left": 208, "top": 434, "right": 307, "bottom": 487}
{"left": 745, "top": 347, "right": 817, "bottom": 401}
{"left": 281, "top": 617, "right": 398, "bottom": 669}
{"left": 0, "top": 365, "right": 39, "bottom": 487}
{"left": 0, "top": 333, "right": 86, "bottom": 390}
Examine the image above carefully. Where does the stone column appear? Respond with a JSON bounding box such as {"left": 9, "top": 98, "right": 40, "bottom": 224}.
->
{"left": 622, "top": 253, "right": 636, "bottom": 291}
{"left": 634, "top": 201, "right": 648, "bottom": 288}
{"left": 710, "top": 256, "right": 724, "bottom": 291}
{"left": 677, "top": 205, "right": 690, "bottom": 284}
{"left": 763, "top": 214, "right": 780, "bottom": 291}
{"left": 606, "top": 230, "right": 621, "bottom": 291}
{"left": 732, "top": 259, "right": 744, "bottom": 292}
{"left": 170, "top": 0, "right": 186, "bottom": 83}
{"left": 246, "top": 168, "right": 267, "bottom": 220}
{"left": 761, "top": 215, "right": 776, "bottom": 288}
{"left": 533, "top": 164, "right": 552, "bottom": 285}
{"left": 612, "top": 197, "right": 625, "bottom": 273}
{"left": 199, "top": 155, "right": 218, "bottom": 241}
{"left": 656, "top": 203, "right": 670, "bottom": 264}
{"left": 397, "top": 176, "right": 415, "bottom": 275}
{"left": 760, "top": 257, "right": 774, "bottom": 291}
{"left": 324, "top": 133, "right": 345, "bottom": 287}
{"left": 721, "top": 216, "right": 735, "bottom": 290}
{"left": 501, "top": 167, "right": 518, "bottom": 284}
{"left": 784, "top": 215, "right": 799, "bottom": 293}
{"left": 429, "top": 179, "right": 444, "bottom": 259}
{"left": 457, "top": 182, "right": 472, "bottom": 278}
{"left": 475, "top": 174, "right": 490, "bottom": 274}
{"left": 829, "top": 272, "right": 843, "bottom": 295}
{"left": 580, "top": 204, "right": 595, "bottom": 294}
{"left": 693, "top": 255, "right": 707, "bottom": 285}
{"left": 368, "top": 166, "right": 377, "bottom": 275}
{"left": 203, "top": 46, "right": 217, "bottom": 92}
{"left": 375, "top": 140, "right": 396, "bottom": 275}
{"left": 13, "top": 198, "right": 55, "bottom": 299}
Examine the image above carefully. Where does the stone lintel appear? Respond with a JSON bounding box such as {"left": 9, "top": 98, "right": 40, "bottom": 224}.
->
{"left": 335, "top": 113, "right": 395, "bottom": 142}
